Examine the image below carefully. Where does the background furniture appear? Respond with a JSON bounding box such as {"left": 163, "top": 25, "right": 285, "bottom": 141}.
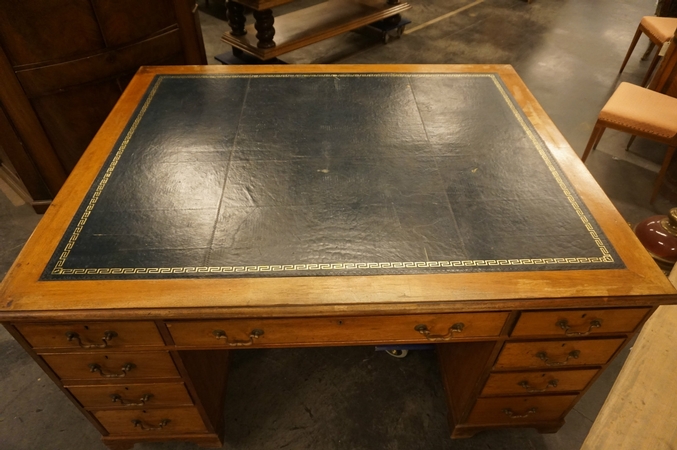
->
{"left": 618, "top": 16, "right": 677, "bottom": 86}
{"left": 582, "top": 35, "right": 677, "bottom": 203}
{"left": 1, "top": 65, "right": 674, "bottom": 450}
{"left": 0, "top": 0, "right": 206, "bottom": 213}
{"left": 221, "top": 0, "right": 410, "bottom": 60}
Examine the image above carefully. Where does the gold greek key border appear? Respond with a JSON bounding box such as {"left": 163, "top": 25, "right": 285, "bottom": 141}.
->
{"left": 50, "top": 73, "right": 615, "bottom": 277}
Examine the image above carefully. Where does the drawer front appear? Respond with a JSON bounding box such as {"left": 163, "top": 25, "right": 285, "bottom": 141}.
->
{"left": 481, "top": 369, "right": 599, "bottom": 396}
{"left": 95, "top": 407, "right": 208, "bottom": 435}
{"left": 167, "top": 312, "right": 509, "bottom": 347}
{"left": 494, "top": 339, "right": 624, "bottom": 370}
{"left": 68, "top": 382, "right": 193, "bottom": 408}
{"left": 511, "top": 308, "right": 649, "bottom": 337}
{"left": 15, "top": 321, "right": 165, "bottom": 350}
{"left": 42, "top": 352, "right": 180, "bottom": 381}
{"left": 466, "top": 395, "right": 577, "bottom": 425}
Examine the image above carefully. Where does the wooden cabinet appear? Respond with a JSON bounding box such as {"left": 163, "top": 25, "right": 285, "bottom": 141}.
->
{"left": 0, "top": 0, "right": 206, "bottom": 212}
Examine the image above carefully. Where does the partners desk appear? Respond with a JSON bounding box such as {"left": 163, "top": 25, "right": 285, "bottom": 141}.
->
{"left": 1, "top": 65, "right": 675, "bottom": 449}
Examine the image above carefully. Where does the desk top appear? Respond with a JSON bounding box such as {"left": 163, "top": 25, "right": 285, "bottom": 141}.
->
{"left": 1, "top": 65, "right": 674, "bottom": 320}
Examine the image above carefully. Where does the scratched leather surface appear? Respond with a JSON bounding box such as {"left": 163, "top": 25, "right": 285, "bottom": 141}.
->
{"left": 42, "top": 74, "right": 623, "bottom": 280}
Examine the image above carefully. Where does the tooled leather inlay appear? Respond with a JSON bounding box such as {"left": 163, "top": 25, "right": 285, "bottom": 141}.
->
{"left": 41, "top": 73, "right": 624, "bottom": 280}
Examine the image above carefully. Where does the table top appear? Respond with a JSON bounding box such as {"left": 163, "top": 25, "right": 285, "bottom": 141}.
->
{"left": 1, "top": 65, "right": 674, "bottom": 320}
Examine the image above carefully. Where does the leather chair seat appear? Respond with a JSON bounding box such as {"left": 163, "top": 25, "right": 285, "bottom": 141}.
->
{"left": 599, "top": 82, "right": 677, "bottom": 140}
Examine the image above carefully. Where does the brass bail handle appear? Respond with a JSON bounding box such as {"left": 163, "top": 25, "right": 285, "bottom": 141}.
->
{"left": 556, "top": 319, "right": 602, "bottom": 336}
{"left": 414, "top": 323, "right": 465, "bottom": 341}
{"left": 65, "top": 330, "right": 118, "bottom": 348}
{"left": 661, "top": 207, "right": 677, "bottom": 236}
{"left": 536, "top": 350, "right": 580, "bottom": 366}
{"left": 518, "top": 379, "right": 559, "bottom": 393}
{"left": 131, "top": 419, "right": 170, "bottom": 431}
{"left": 89, "top": 362, "right": 136, "bottom": 377}
{"left": 111, "top": 393, "right": 153, "bottom": 406}
{"left": 503, "top": 407, "right": 537, "bottom": 419}
{"left": 212, "top": 329, "right": 264, "bottom": 346}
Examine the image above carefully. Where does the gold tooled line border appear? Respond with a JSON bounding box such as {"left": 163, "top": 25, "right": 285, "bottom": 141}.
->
{"left": 50, "top": 73, "right": 614, "bottom": 276}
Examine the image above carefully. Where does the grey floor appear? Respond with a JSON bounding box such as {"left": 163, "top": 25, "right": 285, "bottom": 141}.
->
{"left": 0, "top": 0, "right": 673, "bottom": 449}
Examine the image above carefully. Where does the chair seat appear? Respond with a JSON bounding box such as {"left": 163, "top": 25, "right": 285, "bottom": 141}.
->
{"left": 599, "top": 82, "right": 677, "bottom": 140}
{"left": 640, "top": 16, "right": 677, "bottom": 43}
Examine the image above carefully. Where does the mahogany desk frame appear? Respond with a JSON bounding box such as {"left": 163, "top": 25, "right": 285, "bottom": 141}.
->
{"left": 1, "top": 65, "right": 675, "bottom": 450}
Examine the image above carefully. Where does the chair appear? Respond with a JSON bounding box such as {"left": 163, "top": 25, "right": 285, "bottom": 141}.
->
{"left": 582, "top": 35, "right": 677, "bottom": 203}
{"left": 618, "top": 16, "right": 677, "bottom": 86}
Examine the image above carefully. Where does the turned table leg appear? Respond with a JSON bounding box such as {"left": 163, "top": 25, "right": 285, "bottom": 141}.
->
{"left": 227, "top": 0, "right": 247, "bottom": 36}
{"left": 253, "top": 9, "right": 276, "bottom": 48}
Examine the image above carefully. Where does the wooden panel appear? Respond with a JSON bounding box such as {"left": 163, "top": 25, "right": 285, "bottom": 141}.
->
{"left": 0, "top": 0, "right": 104, "bottom": 66}
{"left": 30, "top": 79, "right": 123, "bottom": 172}
{"left": 0, "top": 104, "right": 52, "bottom": 200}
{"left": 466, "top": 395, "right": 577, "bottom": 425}
{"left": 16, "top": 29, "right": 184, "bottom": 98}
{"left": 494, "top": 339, "right": 625, "bottom": 370}
{"left": 438, "top": 341, "right": 498, "bottom": 423}
{"left": 511, "top": 308, "right": 649, "bottom": 337}
{"left": 95, "top": 407, "right": 208, "bottom": 434}
{"left": 92, "top": 0, "right": 177, "bottom": 48}
{"left": 42, "top": 352, "right": 180, "bottom": 381}
{"left": 68, "top": 382, "right": 193, "bottom": 408}
{"left": 167, "top": 312, "right": 509, "bottom": 347}
{"left": 15, "top": 321, "right": 165, "bottom": 350}
{"left": 481, "top": 369, "right": 599, "bottom": 396}
{"left": 221, "top": 0, "right": 411, "bottom": 60}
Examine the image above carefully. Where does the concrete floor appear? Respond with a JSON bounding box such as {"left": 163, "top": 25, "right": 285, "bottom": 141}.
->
{"left": 1, "top": 0, "right": 674, "bottom": 448}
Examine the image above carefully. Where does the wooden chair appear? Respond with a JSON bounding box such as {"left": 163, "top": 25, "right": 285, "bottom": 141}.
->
{"left": 619, "top": 16, "right": 677, "bottom": 86}
{"left": 582, "top": 36, "right": 677, "bottom": 203}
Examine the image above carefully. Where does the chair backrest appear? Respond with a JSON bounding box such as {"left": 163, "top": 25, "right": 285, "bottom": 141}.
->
{"left": 649, "top": 34, "right": 677, "bottom": 97}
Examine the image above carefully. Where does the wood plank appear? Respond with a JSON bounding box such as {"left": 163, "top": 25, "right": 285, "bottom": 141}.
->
{"left": 582, "top": 305, "right": 677, "bottom": 449}
{"left": 221, "top": 0, "right": 411, "bottom": 59}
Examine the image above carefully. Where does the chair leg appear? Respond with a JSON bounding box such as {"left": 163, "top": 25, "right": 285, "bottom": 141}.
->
{"left": 592, "top": 126, "right": 606, "bottom": 150}
{"left": 626, "top": 135, "right": 637, "bottom": 151}
{"left": 582, "top": 122, "right": 605, "bottom": 162}
{"left": 620, "top": 28, "right": 643, "bottom": 74}
{"left": 642, "top": 49, "right": 663, "bottom": 86}
{"left": 641, "top": 41, "right": 656, "bottom": 61}
{"left": 650, "top": 145, "right": 677, "bottom": 204}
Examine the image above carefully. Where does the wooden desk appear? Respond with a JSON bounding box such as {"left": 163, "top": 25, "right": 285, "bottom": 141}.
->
{"left": 1, "top": 65, "right": 675, "bottom": 450}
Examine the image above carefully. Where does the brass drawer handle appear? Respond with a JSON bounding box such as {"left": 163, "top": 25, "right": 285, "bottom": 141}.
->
{"left": 503, "top": 407, "right": 537, "bottom": 419}
{"left": 556, "top": 319, "right": 602, "bottom": 336}
{"left": 414, "top": 323, "right": 464, "bottom": 341}
{"left": 65, "top": 330, "right": 118, "bottom": 348}
{"left": 212, "top": 329, "right": 264, "bottom": 346}
{"left": 88, "top": 363, "right": 136, "bottom": 377}
{"left": 131, "top": 419, "right": 170, "bottom": 431}
{"left": 111, "top": 393, "right": 152, "bottom": 406}
{"left": 518, "top": 379, "right": 559, "bottom": 393}
{"left": 535, "top": 350, "right": 580, "bottom": 366}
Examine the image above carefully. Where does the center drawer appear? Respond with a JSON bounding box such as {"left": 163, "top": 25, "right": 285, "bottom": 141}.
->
{"left": 41, "top": 351, "right": 180, "bottom": 381}
{"left": 166, "top": 312, "right": 509, "bottom": 347}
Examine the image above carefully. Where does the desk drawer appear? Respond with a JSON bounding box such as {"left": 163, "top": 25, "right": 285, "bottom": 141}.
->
{"left": 94, "top": 407, "right": 208, "bottom": 435}
{"left": 466, "top": 395, "right": 577, "bottom": 425}
{"left": 167, "top": 312, "right": 509, "bottom": 347}
{"left": 42, "top": 352, "right": 180, "bottom": 381}
{"left": 481, "top": 369, "right": 599, "bottom": 396}
{"left": 15, "top": 321, "right": 165, "bottom": 350}
{"left": 494, "top": 339, "right": 624, "bottom": 370}
{"left": 68, "top": 382, "right": 192, "bottom": 408}
{"left": 511, "top": 308, "right": 649, "bottom": 337}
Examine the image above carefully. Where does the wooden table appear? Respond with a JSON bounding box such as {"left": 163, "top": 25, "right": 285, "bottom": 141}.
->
{"left": 221, "top": 0, "right": 410, "bottom": 60}
{"left": 1, "top": 65, "right": 675, "bottom": 450}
